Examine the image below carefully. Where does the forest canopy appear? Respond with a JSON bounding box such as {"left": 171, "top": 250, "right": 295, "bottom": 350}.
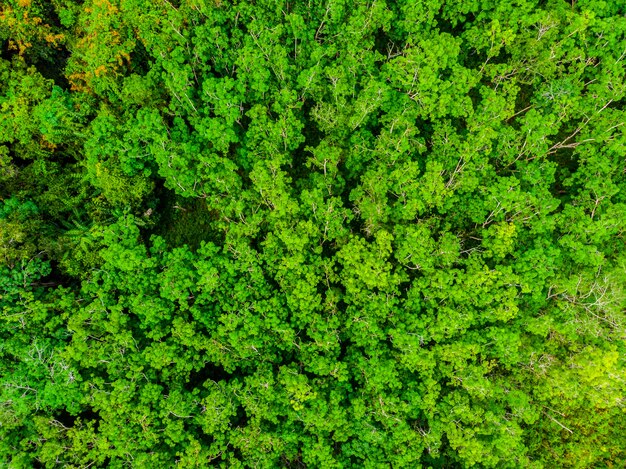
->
{"left": 1, "top": 0, "right": 626, "bottom": 467}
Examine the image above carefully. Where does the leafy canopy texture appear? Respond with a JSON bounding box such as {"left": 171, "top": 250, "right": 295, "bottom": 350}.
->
{"left": 1, "top": 0, "right": 626, "bottom": 467}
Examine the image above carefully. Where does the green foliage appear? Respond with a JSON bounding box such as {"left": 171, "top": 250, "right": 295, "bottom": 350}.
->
{"left": 1, "top": 0, "right": 625, "bottom": 467}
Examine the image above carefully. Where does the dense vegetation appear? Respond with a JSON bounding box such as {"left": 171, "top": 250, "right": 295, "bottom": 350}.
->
{"left": 1, "top": 0, "right": 626, "bottom": 466}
